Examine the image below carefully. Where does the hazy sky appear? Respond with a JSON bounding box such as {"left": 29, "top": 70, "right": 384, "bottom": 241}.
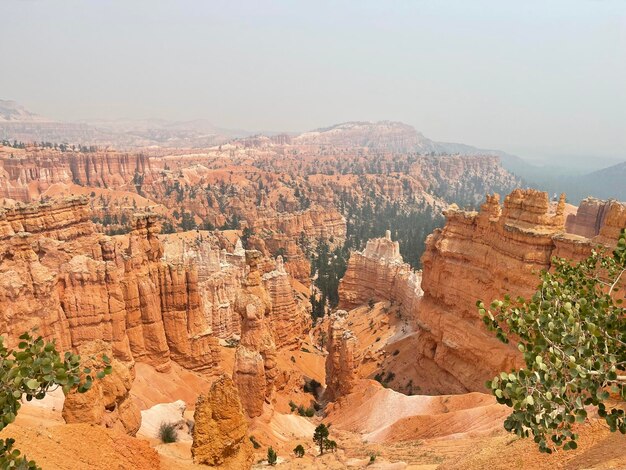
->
{"left": 1, "top": 0, "right": 625, "bottom": 166}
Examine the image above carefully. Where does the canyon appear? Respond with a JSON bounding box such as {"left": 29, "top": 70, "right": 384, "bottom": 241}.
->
{"left": 338, "top": 190, "right": 626, "bottom": 396}
{"left": 0, "top": 128, "right": 624, "bottom": 469}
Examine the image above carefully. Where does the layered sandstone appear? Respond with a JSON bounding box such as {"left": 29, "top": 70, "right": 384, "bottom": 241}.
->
{"left": 339, "top": 230, "right": 423, "bottom": 311}
{"left": 192, "top": 375, "right": 254, "bottom": 469}
{"left": 263, "top": 256, "right": 310, "bottom": 348}
{"left": 161, "top": 233, "right": 244, "bottom": 340}
{"left": 0, "top": 150, "right": 149, "bottom": 201}
{"left": 233, "top": 252, "right": 278, "bottom": 417}
{"left": 0, "top": 198, "right": 229, "bottom": 373}
{"left": 565, "top": 197, "right": 613, "bottom": 238}
{"left": 0, "top": 196, "right": 311, "bottom": 388}
{"left": 410, "top": 190, "right": 566, "bottom": 392}
{"left": 339, "top": 190, "right": 625, "bottom": 395}
{"left": 324, "top": 310, "right": 361, "bottom": 402}
{"left": 252, "top": 206, "right": 345, "bottom": 241}
{"left": 62, "top": 340, "right": 141, "bottom": 436}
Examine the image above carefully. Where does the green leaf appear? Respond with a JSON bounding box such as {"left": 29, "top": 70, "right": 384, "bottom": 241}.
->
{"left": 25, "top": 379, "right": 39, "bottom": 390}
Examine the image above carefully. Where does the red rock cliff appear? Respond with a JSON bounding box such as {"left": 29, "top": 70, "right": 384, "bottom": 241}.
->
{"left": 339, "top": 230, "right": 423, "bottom": 311}
{"left": 339, "top": 190, "right": 625, "bottom": 395}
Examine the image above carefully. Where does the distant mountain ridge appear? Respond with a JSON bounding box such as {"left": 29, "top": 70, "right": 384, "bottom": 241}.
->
{"left": 0, "top": 99, "right": 251, "bottom": 148}
{"left": 294, "top": 120, "right": 527, "bottom": 169}
{"left": 0, "top": 100, "right": 52, "bottom": 123}
{"left": 1, "top": 101, "right": 623, "bottom": 202}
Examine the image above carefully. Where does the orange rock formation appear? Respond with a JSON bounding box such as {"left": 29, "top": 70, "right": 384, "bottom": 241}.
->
{"left": 324, "top": 310, "right": 362, "bottom": 402}
{"left": 0, "top": 197, "right": 309, "bottom": 381}
{"left": 339, "top": 229, "right": 423, "bottom": 311}
{"left": 340, "top": 190, "right": 625, "bottom": 394}
{"left": 62, "top": 340, "right": 141, "bottom": 436}
{"left": 191, "top": 375, "right": 254, "bottom": 468}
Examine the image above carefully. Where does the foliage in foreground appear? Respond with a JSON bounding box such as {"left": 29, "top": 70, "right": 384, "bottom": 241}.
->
{"left": 480, "top": 231, "right": 626, "bottom": 453}
{"left": 0, "top": 332, "right": 111, "bottom": 469}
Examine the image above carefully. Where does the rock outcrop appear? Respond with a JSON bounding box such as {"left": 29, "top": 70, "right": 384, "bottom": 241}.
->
{"left": 0, "top": 150, "right": 149, "bottom": 201}
{"left": 62, "top": 340, "right": 141, "bottom": 436}
{"left": 232, "top": 253, "right": 278, "bottom": 417}
{"left": 414, "top": 191, "right": 624, "bottom": 393}
{"left": 192, "top": 375, "right": 253, "bottom": 469}
{"left": 415, "top": 190, "right": 567, "bottom": 392}
{"left": 565, "top": 197, "right": 621, "bottom": 239}
{"left": 339, "top": 190, "right": 625, "bottom": 395}
{"left": 324, "top": 310, "right": 361, "bottom": 402}
{"left": 263, "top": 256, "right": 310, "bottom": 348}
{"left": 0, "top": 196, "right": 311, "bottom": 387}
{"left": 339, "top": 230, "right": 423, "bottom": 311}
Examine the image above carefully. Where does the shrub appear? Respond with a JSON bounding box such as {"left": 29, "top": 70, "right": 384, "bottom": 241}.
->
{"left": 249, "top": 435, "right": 261, "bottom": 449}
{"left": 158, "top": 422, "right": 178, "bottom": 443}
{"left": 224, "top": 338, "right": 239, "bottom": 348}
{"left": 293, "top": 444, "right": 305, "bottom": 458}
{"left": 323, "top": 439, "right": 337, "bottom": 453}
{"left": 289, "top": 400, "right": 298, "bottom": 412}
{"left": 267, "top": 447, "right": 277, "bottom": 466}
{"left": 297, "top": 405, "right": 315, "bottom": 417}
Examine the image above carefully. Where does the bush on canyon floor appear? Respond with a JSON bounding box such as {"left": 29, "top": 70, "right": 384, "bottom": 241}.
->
{"left": 480, "top": 230, "right": 626, "bottom": 453}
{"left": 313, "top": 423, "right": 330, "bottom": 455}
{"left": 158, "top": 422, "right": 178, "bottom": 443}
{"left": 297, "top": 405, "right": 315, "bottom": 417}
{"left": 323, "top": 439, "right": 337, "bottom": 453}
{"left": 249, "top": 435, "right": 261, "bottom": 449}
{"left": 0, "top": 331, "right": 111, "bottom": 469}
{"left": 293, "top": 444, "right": 305, "bottom": 458}
{"left": 267, "top": 446, "right": 277, "bottom": 466}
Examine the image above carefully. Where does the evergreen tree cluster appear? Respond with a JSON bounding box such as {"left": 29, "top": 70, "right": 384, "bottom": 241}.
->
{"left": 309, "top": 240, "right": 348, "bottom": 319}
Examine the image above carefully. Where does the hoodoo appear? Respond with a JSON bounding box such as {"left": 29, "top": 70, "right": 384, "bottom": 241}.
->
{"left": 0, "top": 97, "right": 624, "bottom": 467}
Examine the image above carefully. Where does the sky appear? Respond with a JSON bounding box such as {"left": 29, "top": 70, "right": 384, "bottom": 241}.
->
{"left": 1, "top": 0, "right": 625, "bottom": 168}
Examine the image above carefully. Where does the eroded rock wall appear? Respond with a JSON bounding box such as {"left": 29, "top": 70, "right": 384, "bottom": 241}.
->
{"left": 263, "top": 256, "right": 310, "bottom": 348}
{"left": 339, "top": 230, "right": 423, "bottom": 311}
{"left": 62, "top": 340, "right": 141, "bottom": 436}
{"left": 339, "top": 190, "right": 625, "bottom": 395}
{"left": 324, "top": 310, "right": 361, "bottom": 402}
{"left": 0, "top": 197, "right": 309, "bottom": 378}
{"left": 232, "top": 252, "right": 278, "bottom": 417}
{"left": 192, "top": 375, "right": 253, "bottom": 469}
